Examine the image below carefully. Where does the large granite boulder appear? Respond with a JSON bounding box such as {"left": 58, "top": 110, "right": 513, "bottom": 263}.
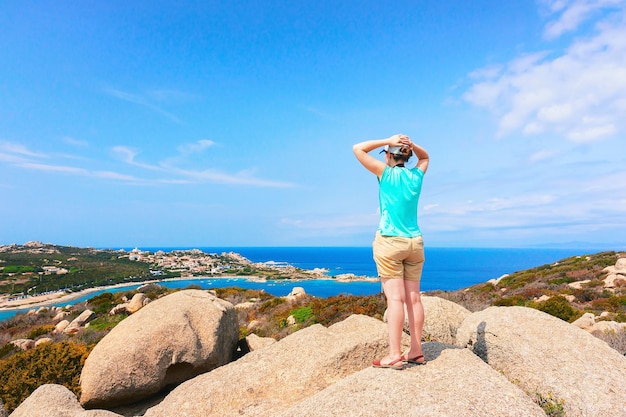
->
{"left": 9, "top": 384, "right": 122, "bottom": 417}
{"left": 275, "top": 344, "right": 545, "bottom": 417}
{"left": 10, "top": 339, "right": 35, "bottom": 351}
{"left": 421, "top": 296, "right": 470, "bottom": 343}
{"left": 54, "top": 319, "right": 70, "bottom": 333}
{"left": 126, "top": 292, "right": 148, "bottom": 314}
{"left": 64, "top": 310, "right": 95, "bottom": 334}
{"left": 456, "top": 306, "right": 626, "bottom": 417}
{"left": 245, "top": 333, "right": 276, "bottom": 351}
{"left": 137, "top": 283, "right": 165, "bottom": 293}
{"left": 144, "top": 314, "right": 405, "bottom": 417}
{"left": 79, "top": 290, "right": 239, "bottom": 409}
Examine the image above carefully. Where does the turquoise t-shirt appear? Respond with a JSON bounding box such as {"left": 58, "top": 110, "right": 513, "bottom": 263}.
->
{"left": 377, "top": 165, "right": 424, "bottom": 237}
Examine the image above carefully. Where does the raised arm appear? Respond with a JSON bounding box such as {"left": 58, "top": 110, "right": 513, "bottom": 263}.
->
{"left": 408, "top": 142, "right": 429, "bottom": 173}
{"left": 353, "top": 134, "right": 406, "bottom": 177}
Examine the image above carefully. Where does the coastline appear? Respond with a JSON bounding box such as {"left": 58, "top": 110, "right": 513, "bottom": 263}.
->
{"left": 0, "top": 274, "right": 378, "bottom": 311}
{"left": 0, "top": 281, "right": 159, "bottom": 311}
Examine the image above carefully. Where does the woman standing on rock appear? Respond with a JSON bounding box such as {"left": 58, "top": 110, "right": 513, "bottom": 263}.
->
{"left": 353, "top": 134, "right": 429, "bottom": 370}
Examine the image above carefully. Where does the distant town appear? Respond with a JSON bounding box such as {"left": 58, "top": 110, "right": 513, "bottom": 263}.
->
{"left": 0, "top": 242, "right": 332, "bottom": 304}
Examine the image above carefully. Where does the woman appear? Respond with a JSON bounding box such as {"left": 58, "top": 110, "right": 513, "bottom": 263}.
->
{"left": 353, "top": 133, "right": 429, "bottom": 370}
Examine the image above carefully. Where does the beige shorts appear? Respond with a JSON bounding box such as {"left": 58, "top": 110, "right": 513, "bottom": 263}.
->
{"left": 373, "top": 231, "right": 425, "bottom": 281}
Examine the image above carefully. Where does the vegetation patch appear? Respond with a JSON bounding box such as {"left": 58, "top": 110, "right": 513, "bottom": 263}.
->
{"left": 87, "top": 314, "right": 127, "bottom": 331}
{"left": 534, "top": 296, "right": 582, "bottom": 322}
{"left": 0, "top": 341, "right": 92, "bottom": 413}
{"left": 492, "top": 296, "right": 527, "bottom": 307}
{"left": 27, "top": 325, "right": 55, "bottom": 340}
{"left": 289, "top": 306, "right": 313, "bottom": 323}
{"left": 533, "top": 391, "right": 565, "bottom": 417}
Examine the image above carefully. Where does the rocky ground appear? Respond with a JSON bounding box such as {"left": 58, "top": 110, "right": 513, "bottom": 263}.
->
{"left": 1, "top": 250, "right": 625, "bottom": 416}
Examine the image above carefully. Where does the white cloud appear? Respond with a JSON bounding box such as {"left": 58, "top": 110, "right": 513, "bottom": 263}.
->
{"left": 112, "top": 146, "right": 137, "bottom": 164}
{"left": 529, "top": 149, "right": 559, "bottom": 162}
{"left": 104, "top": 87, "right": 183, "bottom": 124}
{"left": 423, "top": 194, "right": 558, "bottom": 217}
{"left": 464, "top": 2, "right": 626, "bottom": 142}
{"left": 542, "top": 0, "right": 625, "bottom": 38}
{"left": 112, "top": 142, "right": 294, "bottom": 187}
{"left": 17, "top": 162, "right": 88, "bottom": 175}
{"left": 0, "top": 141, "right": 47, "bottom": 158}
{"left": 1, "top": 138, "right": 293, "bottom": 188}
{"left": 62, "top": 136, "right": 88, "bottom": 147}
{"left": 171, "top": 167, "right": 295, "bottom": 187}
{"left": 112, "top": 146, "right": 162, "bottom": 171}
{"left": 176, "top": 139, "right": 216, "bottom": 155}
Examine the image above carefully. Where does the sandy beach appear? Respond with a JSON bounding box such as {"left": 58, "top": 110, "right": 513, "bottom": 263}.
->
{"left": 0, "top": 272, "right": 377, "bottom": 312}
{"left": 0, "top": 280, "right": 162, "bottom": 311}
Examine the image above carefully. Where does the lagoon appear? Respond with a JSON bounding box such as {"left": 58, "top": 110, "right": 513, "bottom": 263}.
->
{"left": 0, "top": 246, "right": 606, "bottom": 322}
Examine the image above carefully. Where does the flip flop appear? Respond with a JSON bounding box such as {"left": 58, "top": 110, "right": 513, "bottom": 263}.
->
{"left": 372, "top": 357, "right": 404, "bottom": 370}
{"left": 403, "top": 354, "right": 426, "bottom": 365}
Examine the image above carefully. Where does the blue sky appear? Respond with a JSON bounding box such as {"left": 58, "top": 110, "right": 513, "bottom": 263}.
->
{"left": 1, "top": 0, "right": 625, "bottom": 249}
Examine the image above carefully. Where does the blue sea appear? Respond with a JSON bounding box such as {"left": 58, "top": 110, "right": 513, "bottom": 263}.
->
{"left": 0, "top": 246, "right": 606, "bottom": 322}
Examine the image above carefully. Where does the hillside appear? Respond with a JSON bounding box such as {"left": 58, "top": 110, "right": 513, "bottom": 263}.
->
{"left": 426, "top": 251, "right": 625, "bottom": 320}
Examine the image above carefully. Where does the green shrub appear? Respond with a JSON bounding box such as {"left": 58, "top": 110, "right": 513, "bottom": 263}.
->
{"left": 183, "top": 285, "right": 202, "bottom": 290}
{"left": 534, "top": 392, "right": 565, "bottom": 417}
{"left": 492, "top": 296, "right": 526, "bottom": 307}
{"left": 87, "top": 314, "right": 127, "bottom": 331}
{"left": 310, "top": 294, "right": 386, "bottom": 326}
{"left": 584, "top": 280, "right": 605, "bottom": 288}
{"left": 0, "top": 343, "right": 19, "bottom": 360}
{"left": 27, "top": 325, "right": 55, "bottom": 340}
{"left": 498, "top": 273, "right": 534, "bottom": 290}
{"left": 470, "top": 283, "right": 496, "bottom": 295}
{"left": 259, "top": 297, "right": 286, "bottom": 313}
{"left": 547, "top": 276, "right": 574, "bottom": 285}
{"left": 289, "top": 306, "right": 313, "bottom": 323}
{"left": 87, "top": 292, "right": 116, "bottom": 314}
{"left": 0, "top": 341, "right": 92, "bottom": 413}
{"left": 536, "top": 296, "right": 581, "bottom": 322}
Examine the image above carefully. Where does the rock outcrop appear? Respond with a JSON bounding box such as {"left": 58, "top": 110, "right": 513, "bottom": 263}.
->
{"left": 10, "top": 339, "right": 35, "bottom": 350}
{"left": 79, "top": 289, "right": 239, "bottom": 409}
{"left": 9, "top": 384, "right": 122, "bottom": 417}
{"left": 109, "top": 293, "right": 150, "bottom": 315}
{"left": 572, "top": 311, "right": 626, "bottom": 333}
{"left": 275, "top": 345, "right": 545, "bottom": 417}
{"left": 10, "top": 294, "right": 626, "bottom": 416}
{"left": 125, "top": 292, "right": 149, "bottom": 313}
{"left": 456, "top": 306, "right": 626, "bottom": 417}
{"left": 421, "top": 295, "right": 470, "bottom": 343}
{"left": 143, "top": 314, "right": 402, "bottom": 417}
{"left": 64, "top": 310, "right": 95, "bottom": 334}
{"left": 136, "top": 283, "right": 165, "bottom": 293}
{"left": 244, "top": 333, "right": 276, "bottom": 351}
{"left": 54, "top": 319, "right": 70, "bottom": 333}
{"left": 284, "top": 286, "right": 306, "bottom": 302}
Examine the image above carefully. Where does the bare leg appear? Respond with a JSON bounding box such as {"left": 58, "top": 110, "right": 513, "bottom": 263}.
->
{"left": 403, "top": 279, "right": 424, "bottom": 360}
{"left": 380, "top": 277, "right": 406, "bottom": 363}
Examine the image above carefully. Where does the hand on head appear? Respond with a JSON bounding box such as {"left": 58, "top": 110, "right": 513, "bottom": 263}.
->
{"left": 390, "top": 134, "right": 412, "bottom": 148}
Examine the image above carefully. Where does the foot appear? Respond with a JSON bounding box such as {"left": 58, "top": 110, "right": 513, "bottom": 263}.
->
{"left": 372, "top": 356, "right": 404, "bottom": 370}
{"left": 401, "top": 352, "right": 426, "bottom": 365}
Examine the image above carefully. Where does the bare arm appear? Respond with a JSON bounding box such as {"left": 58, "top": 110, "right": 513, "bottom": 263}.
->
{"left": 353, "top": 134, "right": 429, "bottom": 175}
{"left": 409, "top": 142, "right": 429, "bottom": 173}
{"left": 352, "top": 134, "right": 406, "bottom": 177}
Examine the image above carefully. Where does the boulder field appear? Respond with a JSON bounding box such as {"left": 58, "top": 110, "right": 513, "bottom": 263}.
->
{"left": 8, "top": 289, "right": 626, "bottom": 417}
